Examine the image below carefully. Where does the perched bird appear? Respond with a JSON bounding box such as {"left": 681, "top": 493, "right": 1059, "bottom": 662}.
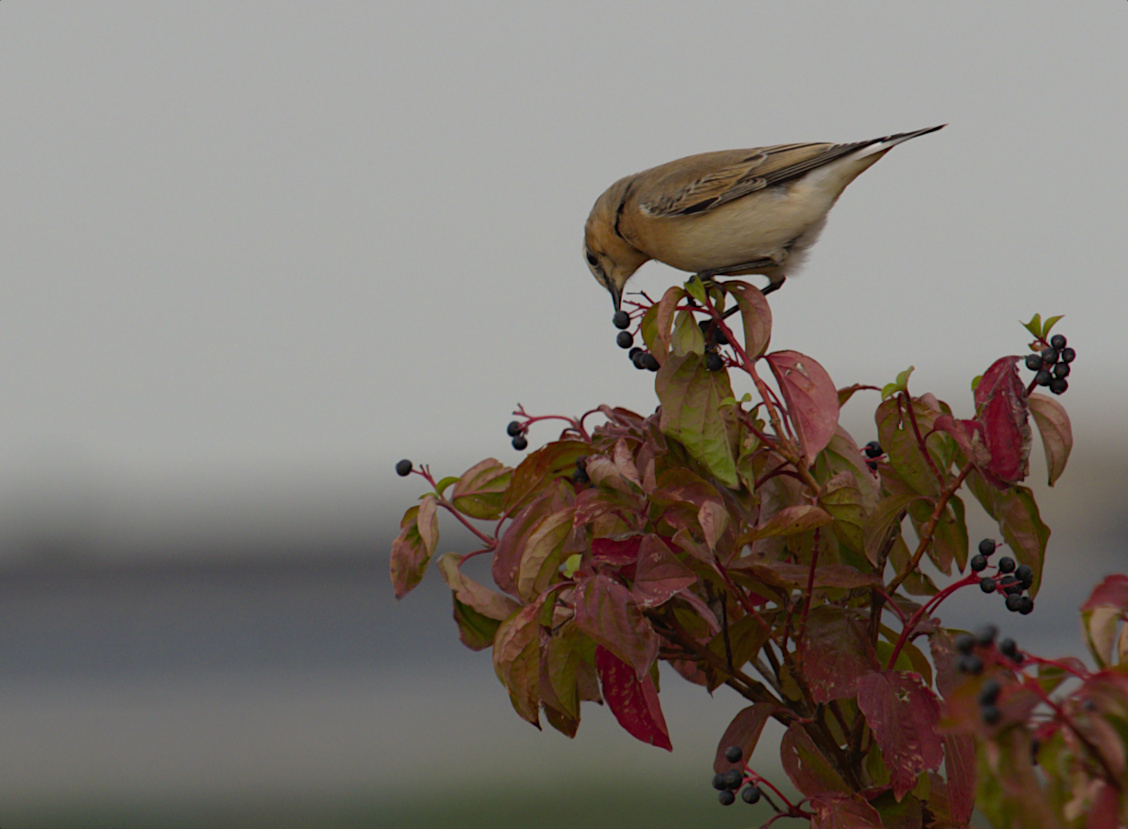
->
{"left": 584, "top": 125, "right": 945, "bottom": 311}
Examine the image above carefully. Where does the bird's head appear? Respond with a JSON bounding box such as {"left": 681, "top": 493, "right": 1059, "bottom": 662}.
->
{"left": 583, "top": 178, "right": 650, "bottom": 312}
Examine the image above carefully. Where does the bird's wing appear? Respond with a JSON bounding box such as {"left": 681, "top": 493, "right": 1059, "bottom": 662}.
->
{"left": 640, "top": 140, "right": 878, "bottom": 218}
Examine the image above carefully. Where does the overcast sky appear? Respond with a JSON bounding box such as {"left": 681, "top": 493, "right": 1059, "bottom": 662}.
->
{"left": 3, "top": 3, "right": 1126, "bottom": 560}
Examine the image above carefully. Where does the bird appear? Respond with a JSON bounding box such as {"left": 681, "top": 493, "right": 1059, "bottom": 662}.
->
{"left": 583, "top": 125, "right": 945, "bottom": 312}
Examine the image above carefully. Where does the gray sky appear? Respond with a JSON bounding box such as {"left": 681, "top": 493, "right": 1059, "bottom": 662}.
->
{"left": 3, "top": 2, "right": 1126, "bottom": 560}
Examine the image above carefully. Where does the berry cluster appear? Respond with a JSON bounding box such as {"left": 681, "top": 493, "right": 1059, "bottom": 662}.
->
{"left": 612, "top": 310, "right": 727, "bottom": 372}
{"left": 862, "top": 440, "right": 883, "bottom": 472}
{"left": 709, "top": 746, "right": 762, "bottom": 807}
{"left": 971, "top": 539, "right": 1034, "bottom": 614}
{"left": 1023, "top": 332, "right": 1074, "bottom": 396}
{"left": 955, "top": 625, "right": 1023, "bottom": 726}
{"left": 506, "top": 420, "right": 529, "bottom": 451}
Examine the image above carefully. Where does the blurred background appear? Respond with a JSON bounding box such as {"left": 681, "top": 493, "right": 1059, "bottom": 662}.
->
{"left": 2, "top": 3, "right": 1126, "bottom": 826}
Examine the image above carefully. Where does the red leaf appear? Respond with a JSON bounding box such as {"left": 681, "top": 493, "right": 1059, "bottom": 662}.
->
{"left": 573, "top": 573, "right": 659, "bottom": 679}
{"left": 591, "top": 536, "right": 642, "bottom": 566}
{"left": 502, "top": 440, "right": 590, "bottom": 514}
{"left": 632, "top": 535, "right": 696, "bottom": 608}
{"left": 594, "top": 646, "right": 672, "bottom": 750}
{"left": 712, "top": 703, "right": 781, "bottom": 773}
{"left": 856, "top": 670, "right": 944, "bottom": 799}
{"left": 943, "top": 733, "right": 976, "bottom": 825}
{"left": 1086, "top": 782, "right": 1119, "bottom": 829}
{"left": 765, "top": 350, "right": 839, "bottom": 462}
{"left": 492, "top": 603, "right": 542, "bottom": 726}
{"left": 809, "top": 793, "right": 883, "bottom": 829}
{"left": 1082, "top": 574, "right": 1128, "bottom": 612}
{"left": 1027, "top": 393, "right": 1073, "bottom": 486}
{"left": 747, "top": 504, "right": 833, "bottom": 540}
{"left": 389, "top": 495, "right": 440, "bottom": 599}
{"left": 974, "top": 356, "right": 1031, "bottom": 484}
{"left": 723, "top": 280, "right": 772, "bottom": 358}
{"left": 798, "top": 606, "right": 880, "bottom": 703}
{"left": 493, "top": 480, "right": 572, "bottom": 596}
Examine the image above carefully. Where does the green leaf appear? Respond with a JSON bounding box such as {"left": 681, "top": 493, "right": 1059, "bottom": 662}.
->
{"left": 670, "top": 309, "right": 706, "bottom": 356}
{"left": 502, "top": 440, "right": 589, "bottom": 514}
{"left": 452, "top": 597, "right": 503, "bottom": 650}
{"left": 451, "top": 458, "right": 512, "bottom": 519}
{"left": 655, "top": 352, "right": 740, "bottom": 488}
{"left": 1041, "top": 314, "right": 1064, "bottom": 337}
{"left": 434, "top": 475, "right": 461, "bottom": 496}
{"left": 862, "top": 492, "right": 924, "bottom": 568}
{"left": 684, "top": 275, "right": 708, "bottom": 304}
{"left": 882, "top": 366, "right": 915, "bottom": 399}
{"left": 1021, "top": 313, "right": 1043, "bottom": 339}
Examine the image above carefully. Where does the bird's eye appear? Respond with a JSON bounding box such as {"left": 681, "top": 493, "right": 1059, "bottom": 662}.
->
{"left": 585, "top": 250, "right": 599, "bottom": 267}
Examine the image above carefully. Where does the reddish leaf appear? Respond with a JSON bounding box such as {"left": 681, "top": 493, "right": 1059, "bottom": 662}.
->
{"left": 766, "top": 350, "right": 839, "bottom": 462}
{"left": 747, "top": 504, "right": 833, "bottom": 540}
{"left": 651, "top": 285, "right": 685, "bottom": 362}
{"left": 502, "top": 440, "right": 590, "bottom": 514}
{"left": 632, "top": 535, "right": 696, "bottom": 608}
{"left": 389, "top": 495, "right": 439, "bottom": 599}
{"left": 492, "top": 603, "right": 542, "bottom": 726}
{"left": 656, "top": 352, "right": 740, "bottom": 488}
{"left": 1082, "top": 575, "right": 1128, "bottom": 612}
{"left": 1028, "top": 393, "right": 1073, "bottom": 487}
{"left": 591, "top": 535, "right": 642, "bottom": 566}
{"left": 450, "top": 458, "right": 512, "bottom": 519}
{"left": 966, "top": 473, "right": 1049, "bottom": 596}
{"left": 594, "top": 646, "right": 672, "bottom": 750}
{"left": 798, "top": 606, "right": 880, "bottom": 703}
{"left": 974, "top": 356, "right": 1031, "bottom": 484}
{"left": 724, "top": 280, "right": 772, "bottom": 358}
{"left": 943, "top": 733, "right": 977, "bottom": 825}
{"left": 712, "top": 703, "right": 782, "bottom": 773}
{"left": 698, "top": 500, "right": 730, "bottom": 552}
{"left": 515, "top": 505, "right": 576, "bottom": 602}
{"left": 436, "top": 553, "right": 520, "bottom": 621}
{"left": 809, "top": 793, "right": 883, "bottom": 829}
{"left": 856, "top": 670, "right": 944, "bottom": 799}
{"left": 1086, "top": 782, "right": 1119, "bottom": 829}
{"left": 732, "top": 555, "right": 880, "bottom": 592}
{"left": 780, "top": 722, "right": 850, "bottom": 796}
{"left": 494, "top": 479, "right": 573, "bottom": 596}
{"left": 573, "top": 573, "right": 659, "bottom": 679}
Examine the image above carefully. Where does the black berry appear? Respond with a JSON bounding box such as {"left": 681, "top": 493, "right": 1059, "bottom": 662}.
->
{"left": 1061, "top": 347, "right": 1076, "bottom": 363}
{"left": 572, "top": 467, "right": 590, "bottom": 484}
{"left": 978, "top": 678, "right": 1002, "bottom": 706}
{"left": 512, "top": 435, "right": 528, "bottom": 451}
{"left": 978, "top": 539, "right": 997, "bottom": 557}
{"left": 1024, "top": 354, "right": 1042, "bottom": 371}
{"left": 1001, "top": 577, "right": 1023, "bottom": 596}
{"left": 643, "top": 353, "right": 660, "bottom": 371}
{"left": 719, "top": 790, "right": 736, "bottom": 806}
{"left": 974, "top": 624, "right": 998, "bottom": 646}
{"left": 632, "top": 350, "right": 648, "bottom": 369}
{"left": 1005, "top": 594, "right": 1023, "bottom": 612}
{"left": 705, "top": 352, "right": 724, "bottom": 372}
{"left": 981, "top": 705, "right": 1002, "bottom": 725}
{"left": 958, "top": 654, "right": 983, "bottom": 675}
{"left": 724, "top": 745, "right": 743, "bottom": 763}
{"left": 1015, "top": 565, "right": 1033, "bottom": 588}
{"left": 955, "top": 633, "right": 975, "bottom": 654}
{"left": 616, "top": 331, "right": 634, "bottom": 349}
{"left": 1049, "top": 377, "right": 1068, "bottom": 395}
{"left": 1053, "top": 362, "right": 1070, "bottom": 379}
{"left": 1035, "top": 369, "right": 1052, "bottom": 387}
{"left": 864, "top": 441, "right": 883, "bottom": 458}
{"left": 712, "top": 773, "right": 726, "bottom": 791}
{"left": 998, "top": 557, "right": 1016, "bottom": 574}
{"left": 999, "top": 638, "right": 1018, "bottom": 658}
{"left": 722, "top": 768, "right": 743, "bottom": 790}
{"left": 628, "top": 346, "right": 642, "bottom": 360}
{"left": 980, "top": 577, "right": 997, "bottom": 594}
{"left": 1040, "top": 347, "right": 1059, "bottom": 364}
{"left": 1019, "top": 597, "right": 1034, "bottom": 615}
{"left": 506, "top": 420, "right": 523, "bottom": 437}
{"left": 394, "top": 459, "right": 413, "bottom": 477}
{"left": 612, "top": 309, "right": 631, "bottom": 330}
{"left": 742, "top": 785, "right": 761, "bottom": 804}
{"left": 970, "top": 554, "right": 988, "bottom": 572}
{"left": 1049, "top": 334, "right": 1066, "bottom": 350}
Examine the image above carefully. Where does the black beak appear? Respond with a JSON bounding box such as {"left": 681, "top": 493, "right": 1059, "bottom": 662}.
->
{"left": 609, "top": 283, "right": 622, "bottom": 313}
